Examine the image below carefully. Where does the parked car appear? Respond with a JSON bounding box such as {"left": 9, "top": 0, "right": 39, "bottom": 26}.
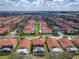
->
{"left": 58, "top": 38, "right": 78, "bottom": 53}
{"left": 16, "top": 39, "right": 31, "bottom": 54}
{"left": 46, "top": 37, "right": 63, "bottom": 53}
{"left": 32, "top": 37, "right": 46, "bottom": 56}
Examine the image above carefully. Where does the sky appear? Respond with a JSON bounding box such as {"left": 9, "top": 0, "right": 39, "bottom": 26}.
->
{"left": 0, "top": 0, "right": 79, "bottom": 11}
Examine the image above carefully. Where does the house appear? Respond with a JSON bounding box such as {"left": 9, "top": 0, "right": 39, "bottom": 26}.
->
{"left": 42, "top": 27, "right": 53, "bottom": 34}
{"left": 32, "top": 37, "right": 46, "bottom": 56}
{"left": 0, "top": 16, "right": 24, "bottom": 35}
{"left": 23, "top": 16, "right": 35, "bottom": 34}
{"left": 39, "top": 20, "right": 53, "bottom": 34}
{"left": 16, "top": 39, "right": 31, "bottom": 54}
{"left": 46, "top": 37, "right": 63, "bottom": 53}
{"left": 0, "top": 25, "right": 11, "bottom": 35}
{"left": 58, "top": 38, "right": 78, "bottom": 53}
{"left": 0, "top": 38, "right": 17, "bottom": 55}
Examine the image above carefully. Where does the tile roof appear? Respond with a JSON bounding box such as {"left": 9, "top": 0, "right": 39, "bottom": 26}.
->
{"left": 58, "top": 38, "right": 75, "bottom": 49}
{"left": 23, "top": 29, "right": 32, "bottom": 34}
{"left": 47, "top": 38, "right": 60, "bottom": 49}
{"left": 0, "top": 38, "right": 17, "bottom": 46}
{"left": 32, "top": 37, "right": 45, "bottom": 45}
{"left": 18, "top": 39, "right": 31, "bottom": 48}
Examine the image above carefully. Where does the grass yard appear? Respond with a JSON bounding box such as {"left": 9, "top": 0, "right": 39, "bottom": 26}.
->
{"left": 17, "top": 33, "right": 52, "bottom": 37}
{"left": 35, "top": 16, "right": 39, "bottom": 34}
{"left": 0, "top": 55, "right": 10, "bottom": 59}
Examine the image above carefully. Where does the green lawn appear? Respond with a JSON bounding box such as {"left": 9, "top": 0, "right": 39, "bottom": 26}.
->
{"left": 0, "top": 55, "right": 10, "bottom": 59}
{"left": 35, "top": 16, "right": 39, "bottom": 34}
{"left": 17, "top": 33, "right": 52, "bottom": 37}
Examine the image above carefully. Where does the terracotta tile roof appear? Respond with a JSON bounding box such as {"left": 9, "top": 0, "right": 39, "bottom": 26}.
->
{"left": 47, "top": 38, "right": 60, "bottom": 49}
{"left": 32, "top": 37, "right": 45, "bottom": 45}
{"left": 58, "top": 38, "right": 75, "bottom": 49}
{"left": 18, "top": 39, "right": 31, "bottom": 48}
{"left": 42, "top": 27, "right": 52, "bottom": 33}
{"left": 9, "top": 38, "right": 17, "bottom": 46}
{"left": 3, "top": 25, "right": 11, "bottom": 31}
{"left": 42, "top": 30, "right": 52, "bottom": 33}
{"left": 0, "top": 25, "right": 11, "bottom": 34}
{"left": 0, "top": 38, "right": 17, "bottom": 46}
{"left": 24, "top": 26, "right": 32, "bottom": 30}
{"left": 0, "top": 30, "right": 6, "bottom": 34}
{"left": 23, "top": 29, "right": 32, "bottom": 34}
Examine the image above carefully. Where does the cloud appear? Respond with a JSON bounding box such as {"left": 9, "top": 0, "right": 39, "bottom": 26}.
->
{"left": 61, "top": 2, "right": 79, "bottom": 11}
{"left": 0, "top": 0, "right": 79, "bottom": 11}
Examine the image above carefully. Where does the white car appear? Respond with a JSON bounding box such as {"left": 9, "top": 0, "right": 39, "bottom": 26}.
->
{"left": 33, "top": 47, "right": 45, "bottom": 56}
{"left": 16, "top": 48, "right": 29, "bottom": 54}
{"left": 50, "top": 47, "right": 63, "bottom": 53}
{"left": 2, "top": 48, "right": 12, "bottom": 51}
{"left": 66, "top": 47, "right": 78, "bottom": 53}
